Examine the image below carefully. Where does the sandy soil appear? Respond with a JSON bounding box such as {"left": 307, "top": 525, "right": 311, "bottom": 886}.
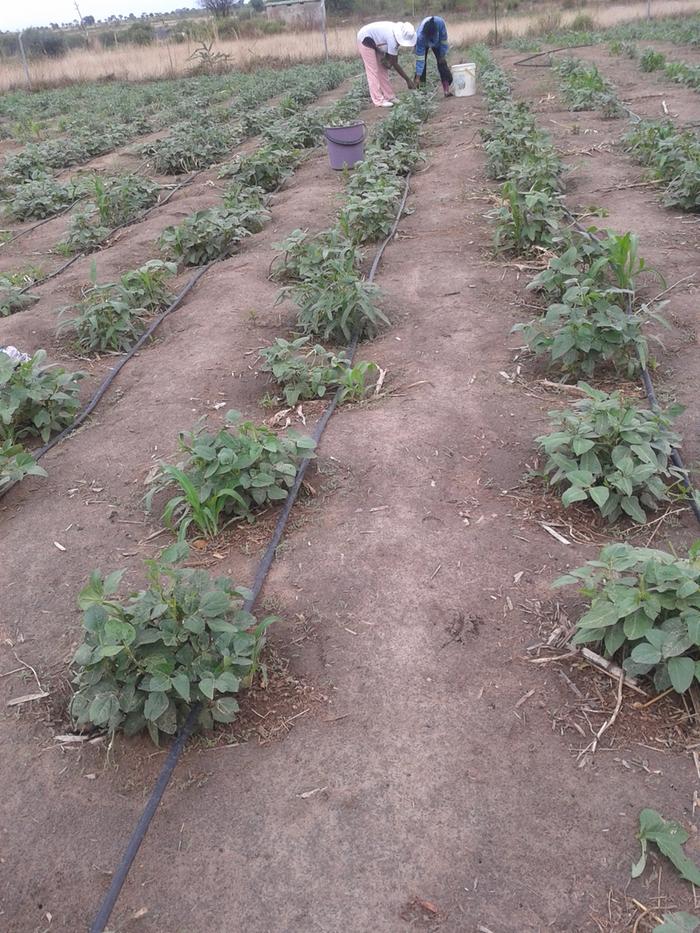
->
{"left": 1, "top": 58, "right": 700, "bottom": 933}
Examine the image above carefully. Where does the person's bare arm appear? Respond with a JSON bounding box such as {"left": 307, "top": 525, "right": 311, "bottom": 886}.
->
{"left": 386, "top": 54, "right": 414, "bottom": 88}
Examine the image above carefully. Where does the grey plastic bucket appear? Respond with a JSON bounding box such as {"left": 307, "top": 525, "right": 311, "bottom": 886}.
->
{"left": 324, "top": 122, "right": 366, "bottom": 170}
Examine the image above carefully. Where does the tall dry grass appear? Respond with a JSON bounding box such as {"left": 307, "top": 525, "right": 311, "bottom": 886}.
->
{"left": 2, "top": 0, "right": 700, "bottom": 92}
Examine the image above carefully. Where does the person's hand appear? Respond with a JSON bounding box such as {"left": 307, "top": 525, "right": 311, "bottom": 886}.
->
{"left": 411, "top": 76, "right": 420, "bottom": 89}
{"left": 406, "top": 76, "right": 416, "bottom": 89}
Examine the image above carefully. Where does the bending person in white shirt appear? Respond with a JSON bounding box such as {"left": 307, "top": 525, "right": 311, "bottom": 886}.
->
{"left": 356, "top": 21, "right": 416, "bottom": 108}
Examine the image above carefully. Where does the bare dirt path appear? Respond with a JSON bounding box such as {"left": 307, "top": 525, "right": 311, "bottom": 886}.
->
{"left": 2, "top": 69, "right": 700, "bottom": 933}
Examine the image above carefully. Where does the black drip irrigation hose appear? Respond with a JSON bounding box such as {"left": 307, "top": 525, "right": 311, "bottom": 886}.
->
{"left": 88, "top": 173, "right": 412, "bottom": 933}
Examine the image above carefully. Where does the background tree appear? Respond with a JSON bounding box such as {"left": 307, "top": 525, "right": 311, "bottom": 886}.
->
{"left": 250, "top": 0, "right": 264, "bottom": 11}
{"left": 81, "top": 14, "right": 95, "bottom": 25}
{"left": 198, "top": 0, "right": 235, "bottom": 17}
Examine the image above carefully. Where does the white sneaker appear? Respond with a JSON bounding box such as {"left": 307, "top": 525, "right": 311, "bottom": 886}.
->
{"left": 378, "top": 100, "right": 394, "bottom": 107}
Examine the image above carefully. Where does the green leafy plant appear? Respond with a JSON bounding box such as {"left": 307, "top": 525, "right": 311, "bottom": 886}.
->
{"left": 270, "top": 228, "right": 361, "bottom": 283}
{"left": 69, "top": 546, "right": 274, "bottom": 744}
{"left": 338, "top": 155, "right": 403, "bottom": 244}
{"left": 140, "top": 123, "right": 236, "bottom": 174}
{"left": 159, "top": 200, "right": 269, "bottom": 266}
{"left": 634, "top": 809, "right": 700, "bottom": 884}
{"left": 554, "top": 57, "right": 622, "bottom": 116}
{"left": 59, "top": 210, "right": 111, "bottom": 255}
{"left": 0, "top": 278, "right": 39, "bottom": 317}
{"left": 259, "top": 336, "right": 378, "bottom": 406}
{"left": 0, "top": 439, "right": 46, "bottom": 491}
{"left": 623, "top": 121, "right": 700, "bottom": 212}
{"left": 556, "top": 542, "right": 700, "bottom": 691}
{"left": 490, "top": 181, "right": 563, "bottom": 255}
{"left": 0, "top": 349, "right": 83, "bottom": 443}
{"left": 219, "top": 144, "right": 298, "bottom": 192}
{"left": 90, "top": 174, "right": 159, "bottom": 227}
{"left": 6, "top": 175, "right": 76, "bottom": 220}
{"left": 58, "top": 260, "right": 175, "bottom": 353}
{"left": 536, "top": 383, "right": 683, "bottom": 523}
{"left": 146, "top": 411, "right": 316, "bottom": 539}
{"left": 513, "top": 286, "right": 662, "bottom": 377}
{"left": 284, "top": 274, "right": 387, "bottom": 343}
{"left": 640, "top": 48, "right": 666, "bottom": 71}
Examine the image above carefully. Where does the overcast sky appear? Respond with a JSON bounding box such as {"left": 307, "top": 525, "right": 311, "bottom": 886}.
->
{"left": 1, "top": 0, "right": 188, "bottom": 31}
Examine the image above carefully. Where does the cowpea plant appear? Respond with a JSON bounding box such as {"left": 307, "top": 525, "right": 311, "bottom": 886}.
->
{"left": 536, "top": 384, "right": 683, "bottom": 523}
{"left": 58, "top": 260, "right": 176, "bottom": 353}
{"left": 555, "top": 541, "right": 700, "bottom": 695}
{"left": 513, "top": 286, "right": 662, "bottom": 378}
{"left": 146, "top": 411, "right": 316, "bottom": 539}
{"left": 259, "top": 336, "right": 378, "bottom": 406}
{"left": 69, "top": 544, "right": 275, "bottom": 744}
{"left": 0, "top": 439, "right": 46, "bottom": 491}
{"left": 0, "top": 350, "right": 84, "bottom": 443}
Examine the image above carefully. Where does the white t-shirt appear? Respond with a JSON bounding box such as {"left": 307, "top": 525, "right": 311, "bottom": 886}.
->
{"left": 357, "top": 21, "right": 399, "bottom": 56}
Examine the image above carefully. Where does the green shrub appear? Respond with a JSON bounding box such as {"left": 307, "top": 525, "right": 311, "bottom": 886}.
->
{"left": 536, "top": 383, "right": 683, "bottom": 523}
{"left": 146, "top": 411, "right": 316, "bottom": 539}
{"left": 0, "top": 280, "right": 39, "bottom": 317}
{"left": 270, "top": 228, "right": 361, "bottom": 283}
{"left": 219, "top": 144, "right": 298, "bottom": 191}
{"left": 490, "top": 181, "right": 563, "bottom": 255}
{"left": 6, "top": 176, "right": 76, "bottom": 220}
{"left": 0, "top": 439, "right": 46, "bottom": 491}
{"left": 141, "top": 123, "right": 236, "bottom": 174}
{"left": 555, "top": 541, "right": 700, "bottom": 694}
{"left": 59, "top": 211, "right": 111, "bottom": 255}
{"left": 514, "top": 287, "right": 660, "bottom": 378}
{"left": 285, "top": 274, "right": 387, "bottom": 343}
{"left": 91, "top": 174, "right": 160, "bottom": 226}
{"left": 59, "top": 260, "right": 175, "bottom": 353}
{"left": 259, "top": 336, "right": 378, "bottom": 406}
{"left": 69, "top": 546, "right": 274, "bottom": 744}
{"left": 0, "top": 350, "right": 83, "bottom": 443}
{"left": 639, "top": 48, "right": 666, "bottom": 71}
{"left": 159, "top": 199, "right": 269, "bottom": 266}
{"left": 554, "top": 57, "right": 622, "bottom": 116}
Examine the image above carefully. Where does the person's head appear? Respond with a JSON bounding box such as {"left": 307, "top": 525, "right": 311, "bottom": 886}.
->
{"left": 423, "top": 17, "right": 438, "bottom": 44}
{"left": 394, "top": 22, "right": 417, "bottom": 47}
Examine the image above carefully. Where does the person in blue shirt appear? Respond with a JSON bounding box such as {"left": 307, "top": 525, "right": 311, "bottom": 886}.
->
{"left": 414, "top": 16, "right": 453, "bottom": 97}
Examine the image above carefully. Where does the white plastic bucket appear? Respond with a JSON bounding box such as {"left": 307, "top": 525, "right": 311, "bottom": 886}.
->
{"left": 452, "top": 62, "right": 476, "bottom": 97}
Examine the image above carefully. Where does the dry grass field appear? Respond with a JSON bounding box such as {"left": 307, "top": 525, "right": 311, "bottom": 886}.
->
{"left": 2, "top": 0, "right": 700, "bottom": 91}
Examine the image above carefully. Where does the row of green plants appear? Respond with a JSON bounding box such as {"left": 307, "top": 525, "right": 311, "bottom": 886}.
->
{"left": 552, "top": 56, "right": 623, "bottom": 118}
{"left": 623, "top": 119, "right": 700, "bottom": 213}
{"left": 156, "top": 77, "right": 367, "bottom": 269}
{"left": 509, "top": 14, "right": 700, "bottom": 55}
{"left": 476, "top": 47, "right": 700, "bottom": 699}
{"left": 0, "top": 68, "right": 358, "bottom": 494}
{"left": 613, "top": 41, "right": 700, "bottom": 94}
{"left": 548, "top": 52, "right": 700, "bottom": 215}
{"left": 67, "top": 89, "right": 435, "bottom": 743}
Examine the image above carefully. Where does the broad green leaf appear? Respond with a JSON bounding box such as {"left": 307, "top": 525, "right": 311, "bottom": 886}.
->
{"left": 199, "top": 590, "right": 231, "bottom": 618}
{"left": 578, "top": 600, "right": 621, "bottom": 630}
{"left": 631, "top": 642, "right": 662, "bottom": 665}
{"left": 144, "top": 690, "right": 169, "bottom": 723}
{"left": 589, "top": 486, "right": 609, "bottom": 509}
{"left": 636, "top": 809, "right": 700, "bottom": 887}
{"left": 653, "top": 912, "right": 700, "bottom": 933}
{"left": 171, "top": 673, "right": 190, "bottom": 702}
{"left": 562, "top": 486, "right": 588, "bottom": 506}
{"left": 667, "top": 657, "right": 695, "bottom": 693}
